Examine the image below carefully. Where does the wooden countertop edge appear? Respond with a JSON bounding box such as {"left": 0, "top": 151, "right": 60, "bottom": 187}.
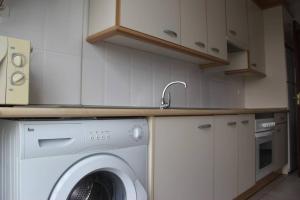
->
{"left": 0, "top": 107, "right": 288, "bottom": 118}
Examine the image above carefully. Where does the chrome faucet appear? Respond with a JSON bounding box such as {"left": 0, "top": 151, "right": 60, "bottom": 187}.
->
{"left": 160, "top": 81, "right": 187, "bottom": 109}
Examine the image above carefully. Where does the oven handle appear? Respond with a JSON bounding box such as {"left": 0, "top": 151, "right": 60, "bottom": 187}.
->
{"left": 255, "top": 131, "right": 273, "bottom": 138}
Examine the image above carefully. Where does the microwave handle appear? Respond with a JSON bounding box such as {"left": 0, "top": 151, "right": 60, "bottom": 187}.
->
{"left": 0, "top": 36, "right": 8, "bottom": 64}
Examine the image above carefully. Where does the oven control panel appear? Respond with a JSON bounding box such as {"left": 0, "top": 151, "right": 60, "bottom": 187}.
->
{"left": 255, "top": 118, "right": 276, "bottom": 133}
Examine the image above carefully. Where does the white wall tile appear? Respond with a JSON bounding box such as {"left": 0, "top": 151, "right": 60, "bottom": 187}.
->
{"left": 29, "top": 49, "right": 44, "bottom": 104}
{"left": 130, "top": 50, "right": 153, "bottom": 107}
{"left": 187, "top": 65, "right": 203, "bottom": 108}
{"left": 44, "top": 0, "right": 84, "bottom": 56}
{"left": 2, "top": 0, "right": 45, "bottom": 49}
{"left": 152, "top": 55, "right": 171, "bottom": 107}
{"left": 104, "top": 43, "right": 131, "bottom": 106}
{"left": 1, "top": 0, "right": 83, "bottom": 105}
{"left": 170, "top": 60, "right": 188, "bottom": 107}
{"left": 41, "top": 51, "right": 81, "bottom": 105}
{"left": 81, "top": 42, "right": 106, "bottom": 106}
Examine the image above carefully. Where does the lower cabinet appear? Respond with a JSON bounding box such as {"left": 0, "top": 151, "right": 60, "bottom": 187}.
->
{"left": 273, "top": 123, "right": 288, "bottom": 171}
{"left": 237, "top": 115, "right": 255, "bottom": 195}
{"left": 152, "top": 115, "right": 256, "bottom": 200}
{"left": 214, "top": 116, "right": 238, "bottom": 200}
{"left": 153, "top": 117, "right": 214, "bottom": 200}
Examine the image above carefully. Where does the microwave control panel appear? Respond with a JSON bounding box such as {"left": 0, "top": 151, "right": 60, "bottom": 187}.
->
{"left": 6, "top": 37, "right": 31, "bottom": 105}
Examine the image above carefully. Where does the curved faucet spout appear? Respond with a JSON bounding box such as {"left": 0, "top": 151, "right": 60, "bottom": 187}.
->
{"left": 160, "top": 81, "right": 187, "bottom": 109}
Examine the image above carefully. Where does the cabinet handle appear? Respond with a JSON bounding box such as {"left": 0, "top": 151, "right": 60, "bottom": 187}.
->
{"left": 211, "top": 48, "right": 220, "bottom": 53}
{"left": 241, "top": 120, "right": 249, "bottom": 124}
{"left": 198, "top": 124, "right": 212, "bottom": 129}
{"left": 195, "top": 41, "right": 206, "bottom": 48}
{"left": 163, "top": 30, "right": 178, "bottom": 38}
{"left": 227, "top": 122, "right": 237, "bottom": 126}
{"left": 251, "top": 63, "right": 257, "bottom": 67}
{"left": 229, "top": 30, "right": 237, "bottom": 36}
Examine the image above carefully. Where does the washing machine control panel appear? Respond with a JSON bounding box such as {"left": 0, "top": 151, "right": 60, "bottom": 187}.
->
{"left": 22, "top": 119, "right": 149, "bottom": 158}
{"left": 88, "top": 130, "right": 111, "bottom": 142}
{"left": 84, "top": 119, "right": 149, "bottom": 149}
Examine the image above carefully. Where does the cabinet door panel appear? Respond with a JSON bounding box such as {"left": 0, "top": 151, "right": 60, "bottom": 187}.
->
{"left": 207, "top": 0, "right": 227, "bottom": 60}
{"left": 154, "top": 117, "right": 214, "bottom": 200}
{"left": 237, "top": 115, "right": 255, "bottom": 194}
{"left": 214, "top": 116, "right": 238, "bottom": 200}
{"left": 181, "top": 0, "right": 207, "bottom": 53}
{"left": 226, "top": 0, "right": 249, "bottom": 49}
{"left": 120, "top": 0, "right": 181, "bottom": 44}
{"left": 248, "top": 0, "right": 265, "bottom": 73}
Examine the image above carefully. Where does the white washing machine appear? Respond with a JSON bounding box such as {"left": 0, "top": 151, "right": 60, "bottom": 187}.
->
{"left": 0, "top": 118, "right": 148, "bottom": 200}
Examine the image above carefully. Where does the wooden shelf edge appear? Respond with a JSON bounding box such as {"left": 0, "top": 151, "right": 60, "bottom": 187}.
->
{"left": 225, "top": 68, "right": 266, "bottom": 78}
{"left": 235, "top": 171, "right": 282, "bottom": 200}
{"left": 253, "top": 0, "right": 286, "bottom": 10}
{"left": 86, "top": 26, "right": 229, "bottom": 67}
{"left": 86, "top": 26, "right": 119, "bottom": 43}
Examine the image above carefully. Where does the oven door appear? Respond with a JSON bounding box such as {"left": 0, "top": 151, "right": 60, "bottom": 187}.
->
{"left": 255, "top": 131, "right": 274, "bottom": 181}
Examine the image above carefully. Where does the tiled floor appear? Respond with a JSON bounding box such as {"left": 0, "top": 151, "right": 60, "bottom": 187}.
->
{"left": 249, "top": 173, "right": 300, "bottom": 200}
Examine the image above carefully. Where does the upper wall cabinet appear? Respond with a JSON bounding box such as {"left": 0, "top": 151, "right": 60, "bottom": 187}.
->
{"left": 224, "top": 0, "right": 266, "bottom": 77}
{"left": 181, "top": 0, "right": 207, "bottom": 53}
{"left": 87, "top": 0, "right": 229, "bottom": 66}
{"left": 207, "top": 0, "right": 228, "bottom": 60}
{"left": 226, "top": 0, "right": 249, "bottom": 49}
{"left": 121, "top": 0, "right": 181, "bottom": 44}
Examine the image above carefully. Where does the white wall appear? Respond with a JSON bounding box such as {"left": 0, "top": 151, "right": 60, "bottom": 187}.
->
{"left": 245, "top": 6, "right": 289, "bottom": 108}
{"left": 0, "top": 0, "right": 245, "bottom": 108}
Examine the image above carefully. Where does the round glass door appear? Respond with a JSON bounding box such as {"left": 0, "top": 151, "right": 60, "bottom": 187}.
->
{"left": 49, "top": 155, "right": 138, "bottom": 200}
{"left": 68, "top": 171, "right": 126, "bottom": 200}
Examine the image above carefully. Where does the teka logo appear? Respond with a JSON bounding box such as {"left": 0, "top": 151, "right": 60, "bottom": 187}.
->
{"left": 27, "top": 128, "right": 35, "bottom": 132}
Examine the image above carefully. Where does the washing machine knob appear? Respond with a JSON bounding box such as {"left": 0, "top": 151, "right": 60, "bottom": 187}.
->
{"left": 132, "top": 127, "right": 143, "bottom": 141}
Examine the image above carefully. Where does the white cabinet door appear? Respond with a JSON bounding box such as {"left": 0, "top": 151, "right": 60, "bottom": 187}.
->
{"left": 207, "top": 0, "right": 228, "bottom": 60}
{"left": 154, "top": 117, "right": 214, "bottom": 200}
{"left": 248, "top": 0, "right": 265, "bottom": 73}
{"left": 274, "top": 123, "right": 288, "bottom": 170}
{"left": 214, "top": 116, "right": 238, "bottom": 200}
{"left": 237, "top": 115, "right": 255, "bottom": 195}
{"left": 181, "top": 0, "right": 207, "bottom": 53}
{"left": 120, "top": 0, "right": 181, "bottom": 44}
{"left": 226, "top": 0, "right": 249, "bottom": 49}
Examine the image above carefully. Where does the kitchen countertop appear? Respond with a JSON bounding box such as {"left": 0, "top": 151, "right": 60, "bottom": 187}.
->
{"left": 0, "top": 106, "right": 288, "bottom": 118}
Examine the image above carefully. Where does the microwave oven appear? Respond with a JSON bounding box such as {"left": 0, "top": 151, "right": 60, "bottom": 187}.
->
{"left": 0, "top": 36, "right": 31, "bottom": 105}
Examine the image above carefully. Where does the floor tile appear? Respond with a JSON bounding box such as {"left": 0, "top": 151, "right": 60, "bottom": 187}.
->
{"left": 249, "top": 173, "right": 300, "bottom": 200}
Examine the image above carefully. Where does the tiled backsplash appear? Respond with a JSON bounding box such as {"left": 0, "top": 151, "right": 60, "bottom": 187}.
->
{"left": 0, "top": 0, "right": 245, "bottom": 108}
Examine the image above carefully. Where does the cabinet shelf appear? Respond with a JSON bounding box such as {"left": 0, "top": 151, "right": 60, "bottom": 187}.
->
{"left": 225, "top": 68, "right": 266, "bottom": 77}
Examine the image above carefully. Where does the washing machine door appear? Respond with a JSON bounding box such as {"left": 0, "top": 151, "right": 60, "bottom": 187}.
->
{"left": 49, "top": 155, "right": 147, "bottom": 200}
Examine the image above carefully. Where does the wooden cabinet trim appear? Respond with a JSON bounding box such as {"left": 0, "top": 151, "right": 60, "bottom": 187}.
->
{"left": 225, "top": 68, "right": 266, "bottom": 77}
{"left": 115, "top": 0, "right": 121, "bottom": 26}
{"left": 234, "top": 171, "right": 282, "bottom": 200}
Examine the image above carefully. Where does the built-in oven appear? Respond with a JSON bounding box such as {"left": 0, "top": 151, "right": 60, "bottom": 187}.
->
{"left": 255, "top": 114, "right": 276, "bottom": 181}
